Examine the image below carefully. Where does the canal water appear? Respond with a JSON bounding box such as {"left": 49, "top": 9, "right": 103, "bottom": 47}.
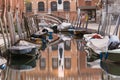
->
{"left": 1, "top": 33, "right": 120, "bottom": 80}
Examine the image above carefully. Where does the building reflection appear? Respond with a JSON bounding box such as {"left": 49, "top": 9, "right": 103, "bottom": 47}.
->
{"left": 21, "top": 39, "right": 102, "bottom": 79}
{"left": 2, "top": 39, "right": 103, "bottom": 80}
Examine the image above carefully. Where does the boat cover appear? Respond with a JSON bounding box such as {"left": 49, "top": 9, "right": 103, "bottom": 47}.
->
{"left": 86, "top": 36, "right": 109, "bottom": 54}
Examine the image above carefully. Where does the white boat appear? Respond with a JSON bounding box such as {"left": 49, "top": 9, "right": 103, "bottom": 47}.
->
{"left": 85, "top": 35, "right": 109, "bottom": 54}
{"left": 8, "top": 40, "right": 38, "bottom": 55}
{"left": 85, "top": 34, "right": 120, "bottom": 62}
{"left": 58, "top": 22, "right": 72, "bottom": 30}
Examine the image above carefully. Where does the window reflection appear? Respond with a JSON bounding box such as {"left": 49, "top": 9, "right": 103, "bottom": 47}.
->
{"left": 52, "top": 44, "right": 58, "bottom": 50}
{"left": 58, "top": 0, "right": 62, "bottom": 4}
{"left": 52, "top": 57, "right": 58, "bottom": 69}
{"left": 64, "top": 40, "right": 71, "bottom": 50}
{"left": 65, "top": 57, "right": 71, "bottom": 69}
{"left": 40, "top": 58, "right": 46, "bottom": 69}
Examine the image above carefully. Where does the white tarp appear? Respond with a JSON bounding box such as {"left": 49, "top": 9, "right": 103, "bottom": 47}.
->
{"left": 86, "top": 36, "right": 109, "bottom": 54}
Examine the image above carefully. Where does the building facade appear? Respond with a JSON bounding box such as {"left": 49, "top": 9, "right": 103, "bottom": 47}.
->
{"left": 0, "top": 0, "right": 24, "bottom": 16}
{"left": 78, "top": 0, "right": 99, "bottom": 22}
{"left": 25, "top": 0, "right": 99, "bottom": 22}
{"left": 25, "top": 0, "right": 77, "bottom": 21}
{"left": 25, "top": 0, "right": 77, "bottom": 12}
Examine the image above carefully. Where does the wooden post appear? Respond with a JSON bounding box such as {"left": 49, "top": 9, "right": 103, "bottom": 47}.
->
{"left": 1, "top": 0, "right": 10, "bottom": 48}
{"left": 16, "top": 9, "right": 23, "bottom": 39}
{"left": 0, "top": 18, "right": 7, "bottom": 49}
{"left": 7, "top": 11, "right": 16, "bottom": 45}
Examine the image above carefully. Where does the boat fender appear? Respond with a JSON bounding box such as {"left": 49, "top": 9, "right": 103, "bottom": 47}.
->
{"left": 0, "top": 64, "right": 6, "bottom": 70}
{"left": 105, "top": 52, "right": 108, "bottom": 60}
{"left": 100, "top": 52, "right": 103, "bottom": 60}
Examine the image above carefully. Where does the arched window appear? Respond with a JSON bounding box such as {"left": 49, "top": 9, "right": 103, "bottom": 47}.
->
{"left": 63, "top": 1, "right": 70, "bottom": 11}
{"left": 38, "top": 2, "right": 44, "bottom": 11}
{"left": 51, "top": 1, "right": 57, "bottom": 11}
{"left": 26, "top": 2, "right": 32, "bottom": 12}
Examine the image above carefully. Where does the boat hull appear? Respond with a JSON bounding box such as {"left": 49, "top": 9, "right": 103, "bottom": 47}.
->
{"left": 100, "top": 61, "right": 120, "bottom": 76}
{"left": 101, "top": 52, "right": 120, "bottom": 62}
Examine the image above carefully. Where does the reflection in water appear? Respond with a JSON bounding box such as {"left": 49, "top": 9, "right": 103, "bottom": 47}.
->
{"left": 100, "top": 61, "right": 120, "bottom": 79}
{"left": 8, "top": 55, "right": 37, "bottom": 71}
{"left": 1, "top": 55, "right": 37, "bottom": 80}
{"left": 1, "top": 32, "right": 105, "bottom": 80}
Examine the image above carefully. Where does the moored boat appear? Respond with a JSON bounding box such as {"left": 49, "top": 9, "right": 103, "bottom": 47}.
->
{"left": 8, "top": 40, "right": 38, "bottom": 56}
{"left": 100, "top": 61, "right": 120, "bottom": 76}
{"left": 100, "top": 49, "right": 120, "bottom": 62}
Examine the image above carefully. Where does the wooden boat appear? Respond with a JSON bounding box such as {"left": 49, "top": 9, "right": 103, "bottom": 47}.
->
{"left": 59, "top": 29, "right": 86, "bottom": 39}
{"left": 100, "top": 49, "right": 120, "bottom": 62}
{"left": 100, "top": 61, "right": 120, "bottom": 76}
{"left": 8, "top": 40, "right": 38, "bottom": 55}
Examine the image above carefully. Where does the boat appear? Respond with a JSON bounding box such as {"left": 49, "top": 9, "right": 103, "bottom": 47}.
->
{"left": 8, "top": 40, "right": 38, "bottom": 56}
{"left": 84, "top": 35, "right": 109, "bottom": 54}
{"left": 58, "top": 22, "right": 72, "bottom": 30}
{"left": 58, "top": 28, "right": 87, "bottom": 39}
{"left": 100, "top": 61, "right": 120, "bottom": 76}
{"left": 84, "top": 34, "right": 120, "bottom": 62}
{"left": 100, "top": 49, "right": 120, "bottom": 62}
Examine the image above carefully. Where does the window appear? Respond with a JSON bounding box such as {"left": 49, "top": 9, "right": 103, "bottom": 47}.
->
{"left": 65, "top": 58, "right": 71, "bottom": 69}
{"left": 51, "top": 1, "right": 57, "bottom": 11}
{"left": 38, "top": 2, "right": 45, "bottom": 11}
{"left": 63, "top": 1, "right": 70, "bottom": 11}
{"left": 40, "top": 58, "right": 46, "bottom": 69}
{"left": 64, "top": 41, "right": 71, "bottom": 50}
{"left": 26, "top": 2, "right": 32, "bottom": 12}
{"left": 52, "top": 58, "right": 58, "bottom": 69}
{"left": 52, "top": 44, "right": 58, "bottom": 50}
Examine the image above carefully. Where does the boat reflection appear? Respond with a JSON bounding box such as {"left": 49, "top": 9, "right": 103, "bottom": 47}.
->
{"left": 100, "top": 61, "right": 120, "bottom": 76}
{"left": 7, "top": 55, "right": 37, "bottom": 71}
